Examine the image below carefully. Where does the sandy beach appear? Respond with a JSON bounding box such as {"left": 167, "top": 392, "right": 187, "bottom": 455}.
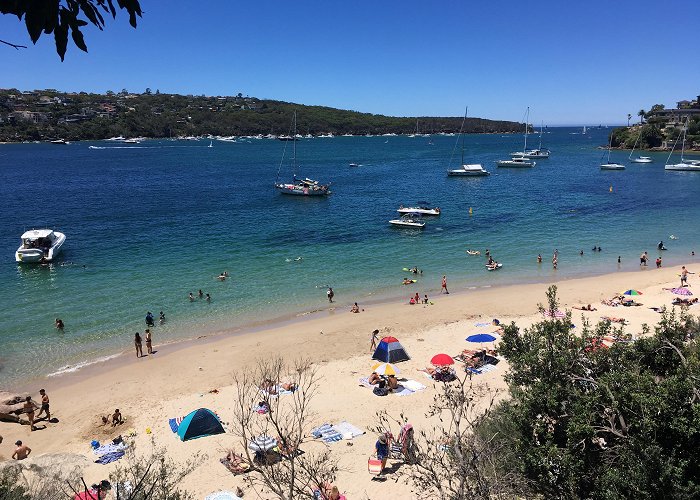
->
{"left": 0, "top": 264, "right": 696, "bottom": 498}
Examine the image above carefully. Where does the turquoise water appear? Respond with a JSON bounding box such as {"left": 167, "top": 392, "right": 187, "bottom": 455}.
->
{"left": 1, "top": 128, "right": 699, "bottom": 385}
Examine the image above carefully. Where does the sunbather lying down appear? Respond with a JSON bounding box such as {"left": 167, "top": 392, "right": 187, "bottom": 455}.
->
{"left": 601, "top": 316, "right": 628, "bottom": 325}
{"left": 259, "top": 379, "right": 297, "bottom": 394}
{"left": 672, "top": 297, "right": 698, "bottom": 306}
{"left": 418, "top": 366, "right": 457, "bottom": 382}
{"left": 220, "top": 450, "right": 250, "bottom": 474}
{"left": 573, "top": 304, "right": 597, "bottom": 311}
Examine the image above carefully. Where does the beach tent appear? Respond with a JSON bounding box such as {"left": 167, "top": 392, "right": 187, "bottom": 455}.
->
{"left": 372, "top": 336, "right": 410, "bottom": 363}
{"left": 177, "top": 408, "right": 225, "bottom": 441}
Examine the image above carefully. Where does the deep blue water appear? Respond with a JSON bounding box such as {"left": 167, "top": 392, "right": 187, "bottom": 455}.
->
{"left": 1, "top": 127, "right": 699, "bottom": 384}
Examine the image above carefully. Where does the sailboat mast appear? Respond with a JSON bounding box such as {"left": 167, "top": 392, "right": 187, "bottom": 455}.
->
{"left": 538, "top": 121, "right": 543, "bottom": 150}
{"left": 461, "top": 106, "right": 468, "bottom": 164}
{"left": 292, "top": 111, "right": 297, "bottom": 178}
{"left": 523, "top": 107, "right": 529, "bottom": 152}
{"left": 607, "top": 131, "right": 612, "bottom": 163}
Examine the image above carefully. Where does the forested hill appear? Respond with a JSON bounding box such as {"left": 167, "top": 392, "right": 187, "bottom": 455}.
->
{"left": 0, "top": 89, "right": 523, "bottom": 142}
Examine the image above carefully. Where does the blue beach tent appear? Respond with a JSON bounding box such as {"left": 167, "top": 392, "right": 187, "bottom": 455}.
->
{"left": 177, "top": 408, "right": 225, "bottom": 441}
{"left": 372, "top": 336, "right": 410, "bottom": 363}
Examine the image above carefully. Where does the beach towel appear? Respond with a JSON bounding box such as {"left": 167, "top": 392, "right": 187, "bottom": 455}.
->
{"left": 402, "top": 380, "right": 426, "bottom": 392}
{"left": 468, "top": 363, "right": 498, "bottom": 375}
{"left": 92, "top": 442, "right": 127, "bottom": 455}
{"left": 332, "top": 421, "right": 365, "bottom": 439}
{"left": 474, "top": 322, "right": 491, "bottom": 327}
{"left": 168, "top": 416, "right": 184, "bottom": 433}
{"left": 94, "top": 450, "right": 125, "bottom": 464}
{"left": 394, "top": 385, "right": 415, "bottom": 396}
{"left": 252, "top": 403, "right": 270, "bottom": 414}
{"left": 259, "top": 385, "right": 295, "bottom": 398}
{"left": 358, "top": 377, "right": 373, "bottom": 388}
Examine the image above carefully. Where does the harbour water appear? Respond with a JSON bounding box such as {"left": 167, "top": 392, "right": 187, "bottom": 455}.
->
{"left": 1, "top": 127, "right": 699, "bottom": 386}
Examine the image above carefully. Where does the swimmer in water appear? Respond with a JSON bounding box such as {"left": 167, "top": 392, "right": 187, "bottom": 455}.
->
{"left": 537, "top": 254, "right": 542, "bottom": 263}
{"left": 198, "top": 289, "right": 204, "bottom": 298}
{"left": 206, "top": 293, "right": 211, "bottom": 302}
{"left": 159, "top": 311, "right": 166, "bottom": 324}
{"left": 189, "top": 292, "right": 195, "bottom": 302}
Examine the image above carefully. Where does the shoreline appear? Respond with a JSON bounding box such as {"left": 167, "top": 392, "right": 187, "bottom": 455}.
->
{"left": 0, "top": 264, "right": 695, "bottom": 497}
{"left": 6, "top": 253, "right": 698, "bottom": 394}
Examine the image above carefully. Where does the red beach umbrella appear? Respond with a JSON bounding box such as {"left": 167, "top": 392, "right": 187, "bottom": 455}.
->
{"left": 431, "top": 353, "right": 454, "bottom": 366}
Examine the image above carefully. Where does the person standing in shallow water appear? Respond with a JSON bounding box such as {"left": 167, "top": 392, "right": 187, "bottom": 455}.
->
{"left": 327, "top": 287, "right": 334, "bottom": 303}
{"left": 441, "top": 275, "right": 449, "bottom": 294}
{"left": 134, "top": 332, "right": 143, "bottom": 358}
{"left": 145, "top": 329, "right": 153, "bottom": 354}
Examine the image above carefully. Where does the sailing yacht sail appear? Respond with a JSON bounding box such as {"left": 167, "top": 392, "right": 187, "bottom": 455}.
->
{"left": 447, "top": 107, "right": 489, "bottom": 177}
{"left": 499, "top": 107, "right": 535, "bottom": 167}
{"left": 600, "top": 130, "right": 625, "bottom": 170}
{"left": 628, "top": 126, "right": 652, "bottom": 163}
{"left": 275, "top": 112, "right": 331, "bottom": 195}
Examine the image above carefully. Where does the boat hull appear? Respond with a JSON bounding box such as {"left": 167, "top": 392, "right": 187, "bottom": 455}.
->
{"left": 397, "top": 208, "right": 440, "bottom": 215}
{"left": 447, "top": 170, "right": 489, "bottom": 176}
{"left": 497, "top": 160, "right": 535, "bottom": 168}
{"left": 15, "top": 231, "right": 65, "bottom": 263}
{"left": 275, "top": 184, "right": 330, "bottom": 196}
{"left": 600, "top": 163, "right": 626, "bottom": 170}
{"left": 389, "top": 220, "right": 425, "bottom": 228}
{"left": 631, "top": 158, "right": 652, "bottom": 163}
{"left": 665, "top": 163, "right": 700, "bottom": 172}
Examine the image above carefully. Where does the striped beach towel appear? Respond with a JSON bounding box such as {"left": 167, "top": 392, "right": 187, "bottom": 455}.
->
{"left": 168, "top": 416, "right": 184, "bottom": 433}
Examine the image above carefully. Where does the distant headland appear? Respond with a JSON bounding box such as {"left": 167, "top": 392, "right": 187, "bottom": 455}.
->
{"left": 0, "top": 88, "right": 523, "bottom": 142}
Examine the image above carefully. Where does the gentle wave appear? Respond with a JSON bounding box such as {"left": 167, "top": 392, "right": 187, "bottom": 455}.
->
{"left": 47, "top": 352, "right": 122, "bottom": 377}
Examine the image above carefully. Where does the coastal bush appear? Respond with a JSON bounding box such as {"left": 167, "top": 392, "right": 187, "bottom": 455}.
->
{"left": 0, "top": 466, "right": 28, "bottom": 500}
{"left": 487, "top": 286, "right": 700, "bottom": 499}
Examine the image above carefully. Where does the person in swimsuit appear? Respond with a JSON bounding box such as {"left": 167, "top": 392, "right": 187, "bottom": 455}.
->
{"left": 55, "top": 318, "right": 64, "bottom": 329}
{"left": 134, "top": 332, "right": 143, "bottom": 358}
{"left": 206, "top": 293, "right": 211, "bottom": 302}
{"left": 370, "top": 329, "right": 379, "bottom": 352}
{"left": 145, "top": 311, "right": 154, "bottom": 327}
{"left": 23, "top": 396, "right": 38, "bottom": 430}
{"left": 537, "top": 254, "right": 542, "bottom": 263}
{"left": 145, "top": 329, "right": 153, "bottom": 354}
{"left": 36, "top": 389, "right": 50, "bottom": 421}
{"left": 112, "top": 409, "right": 123, "bottom": 426}
{"left": 159, "top": 311, "right": 166, "bottom": 324}
{"left": 441, "top": 275, "right": 449, "bottom": 294}
{"left": 12, "top": 440, "right": 31, "bottom": 460}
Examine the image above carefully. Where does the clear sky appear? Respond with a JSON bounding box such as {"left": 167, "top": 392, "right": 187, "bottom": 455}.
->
{"left": 1, "top": 0, "right": 698, "bottom": 125}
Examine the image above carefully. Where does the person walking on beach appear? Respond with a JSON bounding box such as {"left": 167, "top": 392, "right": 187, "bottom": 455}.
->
{"left": 370, "top": 329, "right": 379, "bottom": 352}
{"left": 145, "top": 329, "right": 153, "bottom": 354}
{"left": 23, "top": 396, "right": 38, "bottom": 431}
{"left": 134, "top": 332, "right": 143, "bottom": 358}
{"left": 12, "top": 440, "right": 31, "bottom": 460}
{"left": 441, "top": 275, "right": 449, "bottom": 294}
{"left": 640, "top": 251, "right": 648, "bottom": 266}
{"left": 35, "top": 389, "right": 50, "bottom": 422}
{"left": 327, "top": 287, "right": 334, "bottom": 303}
{"left": 681, "top": 266, "right": 692, "bottom": 287}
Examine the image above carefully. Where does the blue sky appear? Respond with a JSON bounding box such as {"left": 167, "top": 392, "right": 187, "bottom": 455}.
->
{"left": 1, "top": 0, "right": 698, "bottom": 125}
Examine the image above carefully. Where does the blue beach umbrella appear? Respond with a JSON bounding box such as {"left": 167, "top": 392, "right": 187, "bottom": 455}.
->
{"left": 466, "top": 333, "right": 497, "bottom": 343}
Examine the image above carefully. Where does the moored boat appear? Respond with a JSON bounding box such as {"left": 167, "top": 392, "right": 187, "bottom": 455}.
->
{"left": 15, "top": 229, "right": 66, "bottom": 263}
{"left": 389, "top": 214, "right": 426, "bottom": 228}
{"left": 497, "top": 156, "right": 536, "bottom": 168}
{"left": 447, "top": 106, "right": 489, "bottom": 177}
{"left": 397, "top": 205, "right": 440, "bottom": 216}
{"left": 665, "top": 119, "right": 700, "bottom": 172}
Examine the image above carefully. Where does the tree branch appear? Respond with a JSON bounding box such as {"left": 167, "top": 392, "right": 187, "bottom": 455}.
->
{"left": 0, "top": 38, "right": 27, "bottom": 50}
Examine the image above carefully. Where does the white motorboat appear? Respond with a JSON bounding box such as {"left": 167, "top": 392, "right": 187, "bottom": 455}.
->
{"left": 389, "top": 214, "right": 425, "bottom": 228}
{"left": 15, "top": 229, "right": 66, "bottom": 263}
{"left": 447, "top": 106, "right": 489, "bottom": 177}
{"left": 499, "top": 107, "right": 536, "bottom": 167}
{"left": 665, "top": 119, "right": 700, "bottom": 171}
{"left": 275, "top": 111, "right": 331, "bottom": 196}
{"left": 397, "top": 205, "right": 441, "bottom": 216}
{"left": 498, "top": 156, "right": 536, "bottom": 168}
{"left": 600, "top": 129, "right": 625, "bottom": 170}
{"left": 448, "top": 163, "right": 490, "bottom": 176}
{"left": 50, "top": 139, "right": 69, "bottom": 145}
{"left": 123, "top": 138, "right": 141, "bottom": 144}
{"left": 631, "top": 156, "right": 652, "bottom": 163}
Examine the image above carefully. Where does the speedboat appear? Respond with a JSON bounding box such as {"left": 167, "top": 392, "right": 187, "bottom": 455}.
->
{"left": 600, "top": 163, "right": 626, "bottom": 170}
{"left": 123, "top": 138, "right": 141, "bottom": 144}
{"left": 389, "top": 214, "right": 425, "bottom": 228}
{"left": 631, "top": 156, "right": 652, "bottom": 163}
{"left": 447, "top": 164, "right": 490, "bottom": 176}
{"left": 497, "top": 156, "right": 536, "bottom": 168}
{"left": 397, "top": 205, "right": 440, "bottom": 216}
{"left": 16, "top": 229, "right": 66, "bottom": 263}
{"left": 50, "top": 139, "right": 69, "bottom": 145}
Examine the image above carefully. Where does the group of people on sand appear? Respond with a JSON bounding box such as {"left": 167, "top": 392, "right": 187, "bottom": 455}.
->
{"left": 189, "top": 290, "right": 212, "bottom": 302}
{"left": 101, "top": 408, "right": 124, "bottom": 427}
{"left": 367, "top": 371, "right": 399, "bottom": 395}
{"left": 3, "top": 389, "right": 51, "bottom": 461}
{"left": 134, "top": 329, "right": 154, "bottom": 358}
{"left": 409, "top": 292, "right": 429, "bottom": 305}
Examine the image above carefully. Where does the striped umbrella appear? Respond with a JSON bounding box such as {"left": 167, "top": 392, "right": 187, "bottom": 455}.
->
{"left": 622, "top": 289, "right": 643, "bottom": 296}
{"left": 671, "top": 287, "right": 693, "bottom": 296}
{"left": 249, "top": 435, "right": 277, "bottom": 452}
{"left": 371, "top": 362, "right": 400, "bottom": 376}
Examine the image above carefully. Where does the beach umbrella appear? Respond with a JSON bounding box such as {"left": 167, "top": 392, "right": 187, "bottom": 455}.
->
{"left": 622, "top": 289, "right": 643, "bottom": 296}
{"left": 466, "top": 333, "right": 497, "bottom": 343}
{"left": 371, "top": 362, "right": 400, "bottom": 376}
{"left": 431, "top": 353, "right": 454, "bottom": 366}
{"left": 205, "top": 492, "right": 243, "bottom": 500}
{"left": 671, "top": 287, "right": 693, "bottom": 296}
{"left": 249, "top": 435, "right": 277, "bottom": 452}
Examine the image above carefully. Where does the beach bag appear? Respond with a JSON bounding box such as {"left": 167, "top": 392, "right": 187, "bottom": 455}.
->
{"left": 373, "top": 386, "right": 388, "bottom": 396}
{"left": 368, "top": 456, "right": 383, "bottom": 475}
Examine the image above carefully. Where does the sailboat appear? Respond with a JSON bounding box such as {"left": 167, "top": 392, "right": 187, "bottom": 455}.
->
{"left": 600, "top": 131, "right": 625, "bottom": 170}
{"left": 628, "top": 127, "right": 652, "bottom": 163}
{"left": 498, "top": 107, "right": 536, "bottom": 168}
{"left": 447, "top": 107, "right": 489, "bottom": 177}
{"left": 520, "top": 121, "right": 550, "bottom": 158}
{"left": 208, "top": 140, "right": 213, "bottom": 148}
{"left": 582, "top": 125, "right": 587, "bottom": 135}
{"left": 275, "top": 112, "right": 331, "bottom": 195}
{"left": 665, "top": 118, "right": 700, "bottom": 171}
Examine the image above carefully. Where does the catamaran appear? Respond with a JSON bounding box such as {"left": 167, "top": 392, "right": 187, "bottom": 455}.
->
{"left": 498, "top": 107, "right": 536, "bottom": 168}
{"left": 447, "top": 106, "right": 490, "bottom": 177}
{"left": 600, "top": 130, "right": 626, "bottom": 170}
{"left": 665, "top": 118, "right": 700, "bottom": 172}
{"left": 275, "top": 112, "right": 331, "bottom": 195}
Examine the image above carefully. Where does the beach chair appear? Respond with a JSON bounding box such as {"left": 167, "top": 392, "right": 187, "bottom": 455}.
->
{"left": 367, "top": 456, "right": 383, "bottom": 475}
{"left": 388, "top": 424, "right": 416, "bottom": 463}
